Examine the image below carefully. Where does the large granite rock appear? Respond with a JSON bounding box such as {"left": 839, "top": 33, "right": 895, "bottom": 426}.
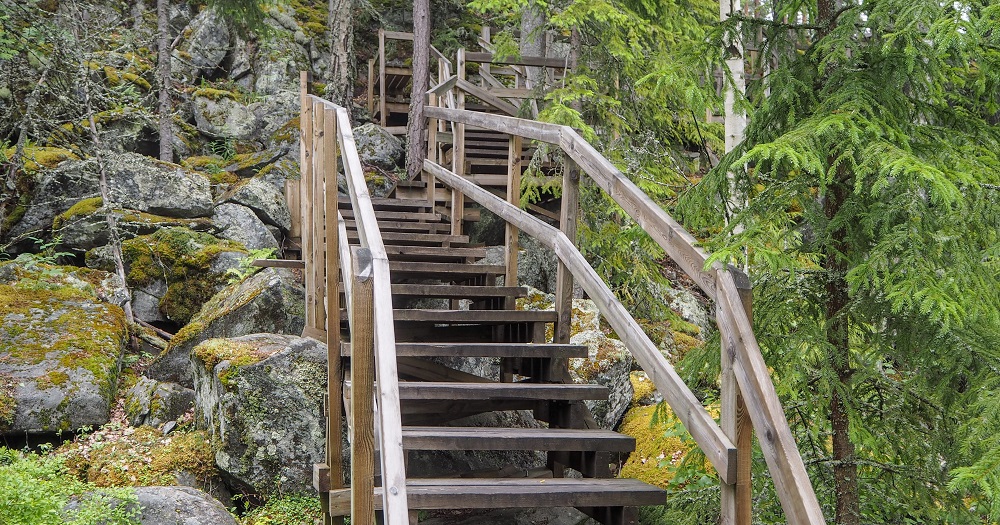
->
{"left": 8, "top": 153, "right": 214, "bottom": 241}
{"left": 211, "top": 203, "right": 279, "bottom": 252}
{"left": 192, "top": 334, "right": 325, "bottom": 494}
{"left": 172, "top": 8, "right": 231, "bottom": 84}
{"left": 353, "top": 123, "right": 404, "bottom": 170}
{"left": 146, "top": 267, "right": 304, "bottom": 387}
{"left": 124, "top": 377, "right": 195, "bottom": 428}
{"left": 219, "top": 175, "right": 292, "bottom": 232}
{"left": 54, "top": 199, "right": 215, "bottom": 253}
{"left": 68, "top": 486, "right": 237, "bottom": 525}
{"left": 0, "top": 260, "right": 128, "bottom": 435}
{"left": 193, "top": 94, "right": 259, "bottom": 140}
{"left": 569, "top": 330, "right": 637, "bottom": 430}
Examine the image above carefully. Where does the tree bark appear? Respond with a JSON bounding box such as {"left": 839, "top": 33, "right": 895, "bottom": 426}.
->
{"left": 519, "top": 2, "right": 546, "bottom": 88}
{"left": 824, "top": 173, "right": 858, "bottom": 525}
{"left": 157, "top": 0, "right": 173, "bottom": 162}
{"left": 328, "top": 0, "right": 354, "bottom": 109}
{"left": 405, "top": 0, "right": 430, "bottom": 180}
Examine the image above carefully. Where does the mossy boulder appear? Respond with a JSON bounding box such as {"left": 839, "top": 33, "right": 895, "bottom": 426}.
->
{"left": 0, "top": 261, "right": 128, "bottom": 435}
{"left": 618, "top": 403, "right": 713, "bottom": 489}
{"left": 191, "top": 334, "right": 326, "bottom": 494}
{"left": 88, "top": 227, "right": 247, "bottom": 326}
{"left": 193, "top": 95, "right": 259, "bottom": 140}
{"left": 6, "top": 153, "right": 214, "bottom": 245}
{"left": 53, "top": 198, "right": 215, "bottom": 253}
{"left": 569, "top": 330, "right": 637, "bottom": 430}
{"left": 146, "top": 268, "right": 304, "bottom": 387}
{"left": 69, "top": 486, "right": 237, "bottom": 525}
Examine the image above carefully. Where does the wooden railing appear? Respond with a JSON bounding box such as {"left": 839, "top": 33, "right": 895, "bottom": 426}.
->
{"left": 367, "top": 29, "right": 455, "bottom": 133}
{"left": 297, "top": 78, "right": 410, "bottom": 524}
{"left": 423, "top": 105, "right": 826, "bottom": 525}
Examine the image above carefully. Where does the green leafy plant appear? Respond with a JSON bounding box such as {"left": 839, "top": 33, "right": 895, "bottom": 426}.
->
{"left": 0, "top": 448, "right": 139, "bottom": 525}
{"left": 226, "top": 248, "right": 277, "bottom": 284}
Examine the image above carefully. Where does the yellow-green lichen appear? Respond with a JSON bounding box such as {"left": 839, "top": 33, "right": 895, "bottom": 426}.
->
{"left": 0, "top": 373, "right": 16, "bottom": 431}
{"left": 53, "top": 197, "right": 103, "bottom": 230}
{"left": 192, "top": 338, "right": 267, "bottom": 387}
{"left": 2, "top": 146, "right": 80, "bottom": 174}
{"left": 167, "top": 270, "right": 270, "bottom": 351}
{"left": 118, "top": 227, "right": 247, "bottom": 324}
{"left": 618, "top": 404, "right": 712, "bottom": 488}
{"left": 36, "top": 370, "right": 70, "bottom": 390}
{"left": 192, "top": 87, "right": 237, "bottom": 101}
{"left": 59, "top": 428, "right": 217, "bottom": 487}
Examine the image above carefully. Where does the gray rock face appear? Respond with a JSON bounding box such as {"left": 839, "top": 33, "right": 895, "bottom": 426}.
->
{"left": 212, "top": 203, "right": 279, "bottom": 252}
{"left": 125, "top": 377, "right": 195, "bottom": 428}
{"left": 484, "top": 236, "right": 560, "bottom": 292}
{"left": 8, "top": 154, "right": 213, "bottom": 240}
{"left": 569, "top": 330, "right": 637, "bottom": 430}
{"left": 132, "top": 280, "right": 169, "bottom": 324}
{"left": 56, "top": 209, "right": 215, "bottom": 253}
{"left": 220, "top": 175, "right": 292, "bottom": 232}
{"left": 353, "top": 123, "right": 405, "bottom": 170}
{"left": 173, "top": 8, "right": 231, "bottom": 84}
{"left": 192, "top": 334, "right": 326, "bottom": 494}
{"left": 193, "top": 95, "right": 259, "bottom": 140}
{"left": 147, "top": 268, "right": 304, "bottom": 387}
{"left": 0, "top": 263, "right": 128, "bottom": 435}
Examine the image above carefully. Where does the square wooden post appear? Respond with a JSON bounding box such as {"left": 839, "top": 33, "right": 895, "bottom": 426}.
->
{"left": 720, "top": 267, "right": 753, "bottom": 525}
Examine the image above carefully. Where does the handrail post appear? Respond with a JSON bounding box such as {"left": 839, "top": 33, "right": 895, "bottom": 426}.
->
{"left": 301, "top": 75, "right": 315, "bottom": 332}
{"left": 554, "top": 162, "right": 580, "bottom": 345}
{"left": 426, "top": 91, "right": 438, "bottom": 205}
{"left": 720, "top": 267, "right": 753, "bottom": 525}
{"left": 450, "top": 49, "right": 466, "bottom": 236}
{"left": 323, "top": 105, "right": 345, "bottom": 525}
{"left": 504, "top": 134, "right": 522, "bottom": 305}
{"left": 311, "top": 98, "right": 328, "bottom": 330}
{"left": 349, "top": 247, "right": 376, "bottom": 524}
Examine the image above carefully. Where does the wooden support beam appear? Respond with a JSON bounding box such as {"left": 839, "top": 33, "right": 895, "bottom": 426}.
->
{"left": 379, "top": 29, "right": 387, "bottom": 127}
{"left": 554, "top": 162, "right": 579, "bottom": 345}
{"left": 450, "top": 50, "right": 466, "bottom": 237}
{"left": 464, "top": 51, "right": 568, "bottom": 69}
{"left": 311, "top": 99, "right": 328, "bottom": 329}
{"left": 504, "top": 134, "right": 522, "bottom": 300}
{"left": 720, "top": 267, "right": 752, "bottom": 525}
{"left": 300, "top": 73, "right": 315, "bottom": 332}
{"left": 350, "top": 247, "right": 376, "bottom": 524}
{"left": 324, "top": 105, "right": 345, "bottom": 513}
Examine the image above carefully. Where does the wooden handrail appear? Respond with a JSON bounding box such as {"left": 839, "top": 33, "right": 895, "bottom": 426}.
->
{"left": 306, "top": 94, "right": 410, "bottom": 524}
{"left": 423, "top": 106, "right": 826, "bottom": 524}
{"left": 423, "top": 159, "right": 738, "bottom": 483}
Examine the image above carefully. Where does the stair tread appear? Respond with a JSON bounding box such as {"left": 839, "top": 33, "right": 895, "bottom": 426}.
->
{"left": 402, "top": 426, "right": 635, "bottom": 452}
{"left": 345, "top": 219, "right": 448, "bottom": 233}
{"left": 393, "top": 309, "right": 558, "bottom": 323}
{"left": 388, "top": 261, "right": 506, "bottom": 275}
{"left": 383, "top": 245, "right": 488, "bottom": 262}
{"left": 338, "top": 196, "right": 432, "bottom": 211}
{"left": 391, "top": 284, "right": 525, "bottom": 297}
{"left": 399, "top": 382, "right": 607, "bottom": 401}
{"left": 387, "top": 478, "right": 665, "bottom": 509}
{"left": 340, "top": 342, "right": 588, "bottom": 358}
{"left": 345, "top": 230, "right": 470, "bottom": 245}
{"left": 341, "top": 209, "right": 444, "bottom": 222}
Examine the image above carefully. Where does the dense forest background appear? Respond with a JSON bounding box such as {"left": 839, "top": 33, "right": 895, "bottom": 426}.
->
{"left": 1, "top": 0, "right": 999, "bottom": 523}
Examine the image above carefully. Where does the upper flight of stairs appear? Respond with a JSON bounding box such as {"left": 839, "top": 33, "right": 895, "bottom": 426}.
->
{"left": 336, "top": 194, "right": 665, "bottom": 524}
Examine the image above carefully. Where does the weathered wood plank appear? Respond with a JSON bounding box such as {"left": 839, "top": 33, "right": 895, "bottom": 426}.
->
{"left": 424, "top": 107, "right": 562, "bottom": 144}
{"left": 554, "top": 162, "right": 579, "bottom": 345}
{"left": 464, "top": 51, "right": 569, "bottom": 69}
{"left": 324, "top": 105, "right": 344, "bottom": 503}
{"left": 398, "top": 382, "right": 608, "bottom": 401}
{"left": 341, "top": 342, "right": 587, "bottom": 359}
{"left": 505, "top": 134, "right": 522, "bottom": 298}
{"left": 456, "top": 78, "right": 519, "bottom": 116}
{"left": 715, "top": 270, "right": 824, "bottom": 524}
{"left": 423, "top": 159, "right": 736, "bottom": 481}
{"left": 401, "top": 427, "right": 635, "bottom": 452}
{"left": 252, "top": 259, "right": 306, "bottom": 269}
{"left": 396, "top": 357, "right": 492, "bottom": 383}
{"left": 391, "top": 309, "right": 558, "bottom": 323}
{"left": 349, "top": 248, "right": 376, "bottom": 524}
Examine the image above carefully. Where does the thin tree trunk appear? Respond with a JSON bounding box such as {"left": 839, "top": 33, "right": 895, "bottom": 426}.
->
{"left": 519, "top": 2, "right": 546, "bottom": 88}
{"left": 406, "top": 0, "right": 430, "bottom": 180}
{"left": 157, "top": 0, "right": 173, "bottom": 162}
{"left": 328, "top": 0, "right": 354, "bottom": 109}
{"left": 824, "top": 174, "right": 858, "bottom": 525}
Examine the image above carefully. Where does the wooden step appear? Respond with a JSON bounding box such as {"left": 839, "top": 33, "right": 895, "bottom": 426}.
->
{"left": 402, "top": 427, "right": 635, "bottom": 452}
{"left": 399, "top": 382, "right": 607, "bottom": 401}
{"left": 331, "top": 478, "right": 665, "bottom": 511}
{"left": 340, "top": 209, "right": 444, "bottom": 222}
{"left": 338, "top": 196, "right": 432, "bottom": 211}
{"left": 341, "top": 342, "right": 588, "bottom": 359}
{"left": 345, "top": 219, "right": 449, "bottom": 233}
{"left": 388, "top": 261, "right": 505, "bottom": 277}
{"left": 390, "top": 284, "right": 524, "bottom": 299}
{"left": 341, "top": 309, "right": 557, "bottom": 324}
{"left": 393, "top": 309, "right": 557, "bottom": 324}
{"left": 383, "top": 245, "right": 488, "bottom": 262}
{"left": 345, "top": 230, "right": 469, "bottom": 246}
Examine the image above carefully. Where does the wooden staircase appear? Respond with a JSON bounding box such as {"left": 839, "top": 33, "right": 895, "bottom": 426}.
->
{"left": 333, "top": 194, "right": 664, "bottom": 524}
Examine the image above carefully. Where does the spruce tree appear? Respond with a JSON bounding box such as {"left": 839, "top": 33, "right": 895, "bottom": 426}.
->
{"left": 680, "top": 1, "right": 1000, "bottom": 522}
